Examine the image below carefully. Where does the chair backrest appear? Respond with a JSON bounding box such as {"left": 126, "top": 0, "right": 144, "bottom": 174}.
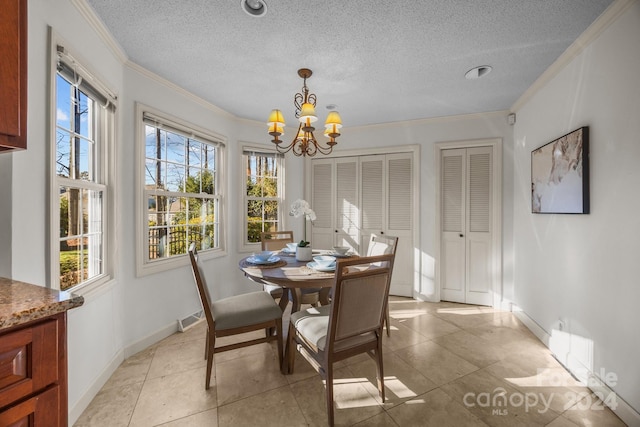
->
{"left": 327, "top": 254, "right": 393, "bottom": 349}
{"left": 366, "top": 234, "right": 398, "bottom": 257}
{"left": 188, "top": 243, "right": 215, "bottom": 329}
{"left": 260, "top": 230, "right": 294, "bottom": 251}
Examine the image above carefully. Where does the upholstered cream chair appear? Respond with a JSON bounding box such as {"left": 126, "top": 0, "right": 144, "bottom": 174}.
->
{"left": 365, "top": 234, "right": 398, "bottom": 336}
{"left": 188, "top": 243, "right": 283, "bottom": 388}
{"left": 286, "top": 254, "right": 393, "bottom": 426}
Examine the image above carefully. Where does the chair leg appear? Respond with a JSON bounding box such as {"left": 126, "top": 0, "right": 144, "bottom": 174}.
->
{"left": 284, "top": 322, "right": 296, "bottom": 374}
{"left": 205, "top": 333, "right": 215, "bottom": 390}
{"left": 275, "top": 318, "right": 284, "bottom": 372}
{"left": 204, "top": 328, "right": 209, "bottom": 359}
{"left": 375, "top": 333, "right": 385, "bottom": 402}
{"left": 385, "top": 303, "right": 391, "bottom": 337}
{"left": 325, "top": 364, "right": 335, "bottom": 427}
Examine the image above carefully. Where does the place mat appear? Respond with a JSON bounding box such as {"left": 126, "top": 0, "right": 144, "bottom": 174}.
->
{"left": 240, "top": 259, "right": 288, "bottom": 269}
{"left": 299, "top": 266, "right": 335, "bottom": 278}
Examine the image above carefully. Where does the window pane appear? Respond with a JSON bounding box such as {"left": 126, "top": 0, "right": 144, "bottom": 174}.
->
{"left": 145, "top": 159, "right": 165, "bottom": 189}
{"left": 264, "top": 200, "right": 278, "bottom": 220}
{"left": 146, "top": 125, "right": 165, "bottom": 160}
{"left": 166, "top": 162, "right": 184, "bottom": 192}
{"left": 56, "top": 129, "right": 72, "bottom": 178}
{"left": 188, "top": 141, "right": 201, "bottom": 168}
{"left": 56, "top": 75, "right": 72, "bottom": 130}
{"left": 77, "top": 89, "right": 93, "bottom": 139}
{"left": 166, "top": 133, "right": 185, "bottom": 163}
{"left": 58, "top": 186, "right": 103, "bottom": 290}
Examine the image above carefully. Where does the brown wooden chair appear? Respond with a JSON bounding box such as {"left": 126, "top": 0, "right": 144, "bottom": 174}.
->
{"left": 365, "top": 234, "right": 398, "bottom": 336}
{"left": 188, "top": 243, "right": 283, "bottom": 389}
{"left": 260, "top": 230, "right": 321, "bottom": 312}
{"left": 286, "top": 254, "right": 393, "bottom": 426}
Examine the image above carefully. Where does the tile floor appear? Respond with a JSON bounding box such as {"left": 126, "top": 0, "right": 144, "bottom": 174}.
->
{"left": 74, "top": 297, "right": 626, "bottom": 426}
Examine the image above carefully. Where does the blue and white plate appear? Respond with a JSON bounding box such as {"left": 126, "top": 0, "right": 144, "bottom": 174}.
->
{"left": 247, "top": 256, "right": 280, "bottom": 265}
{"left": 307, "top": 261, "right": 336, "bottom": 272}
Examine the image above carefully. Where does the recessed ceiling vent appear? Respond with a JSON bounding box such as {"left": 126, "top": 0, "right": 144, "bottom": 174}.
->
{"left": 465, "top": 65, "right": 492, "bottom": 80}
{"left": 241, "top": 0, "right": 267, "bottom": 17}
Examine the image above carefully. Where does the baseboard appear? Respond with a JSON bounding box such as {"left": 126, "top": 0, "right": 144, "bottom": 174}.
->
{"left": 123, "top": 320, "right": 178, "bottom": 358}
{"left": 68, "top": 349, "right": 124, "bottom": 426}
{"left": 513, "top": 305, "right": 640, "bottom": 427}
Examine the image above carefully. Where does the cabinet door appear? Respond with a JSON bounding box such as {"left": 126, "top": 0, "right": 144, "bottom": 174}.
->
{"left": 0, "top": 320, "right": 59, "bottom": 409}
{"left": 0, "top": 0, "right": 27, "bottom": 151}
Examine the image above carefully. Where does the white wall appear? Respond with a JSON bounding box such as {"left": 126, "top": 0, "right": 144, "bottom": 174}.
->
{"left": 512, "top": 1, "right": 640, "bottom": 418}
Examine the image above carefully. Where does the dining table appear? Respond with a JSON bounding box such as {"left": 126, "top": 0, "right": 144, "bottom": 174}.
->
{"left": 239, "top": 249, "right": 350, "bottom": 311}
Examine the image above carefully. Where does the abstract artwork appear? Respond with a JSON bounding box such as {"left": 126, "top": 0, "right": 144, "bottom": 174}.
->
{"left": 531, "top": 127, "right": 589, "bottom": 214}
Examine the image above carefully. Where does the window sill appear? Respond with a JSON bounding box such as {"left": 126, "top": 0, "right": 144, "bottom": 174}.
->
{"left": 136, "top": 248, "right": 227, "bottom": 277}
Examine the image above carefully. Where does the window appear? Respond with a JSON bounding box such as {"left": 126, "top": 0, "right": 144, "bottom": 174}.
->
{"left": 243, "top": 147, "right": 284, "bottom": 245}
{"left": 138, "top": 106, "right": 225, "bottom": 274}
{"left": 52, "top": 45, "right": 116, "bottom": 291}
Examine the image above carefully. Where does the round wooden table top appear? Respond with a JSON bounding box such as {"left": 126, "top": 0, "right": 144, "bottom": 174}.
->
{"left": 239, "top": 253, "right": 337, "bottom": 289}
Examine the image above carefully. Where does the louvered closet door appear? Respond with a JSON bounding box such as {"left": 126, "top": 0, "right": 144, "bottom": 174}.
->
{"left": 440, "top": 147, "right": 493, "bottom": 305}
{"left": 360, "top": 153, "right": 414, "bottom": 297}
{"left": 311, "top": 159, "right": 334, "bottom": 250}
{"left": 334, "top": 158, "right": 360, "bottom": 250}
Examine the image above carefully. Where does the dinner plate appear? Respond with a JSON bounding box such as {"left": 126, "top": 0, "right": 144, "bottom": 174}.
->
{"left": 307, "top": 261, "right": 336, "bottom": 272}
{"left": 329, "top": 252, "right": 353, "bottom": 258}
{"left": 247, "top": 256, "right": 280, "bottom": 265}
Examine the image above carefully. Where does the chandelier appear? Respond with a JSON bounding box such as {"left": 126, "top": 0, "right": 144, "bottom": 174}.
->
{"left": 267, "top": 68, "right": 342, "bottom": 157}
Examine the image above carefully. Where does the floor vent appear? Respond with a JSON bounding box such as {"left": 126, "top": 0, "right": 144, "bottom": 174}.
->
{"left": 177, "top": 310, "right": 205, "bottom": 332}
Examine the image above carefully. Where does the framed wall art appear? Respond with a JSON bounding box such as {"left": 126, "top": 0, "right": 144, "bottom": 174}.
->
{"left": 531, "top": 126, "right": 589, "bottom": 214}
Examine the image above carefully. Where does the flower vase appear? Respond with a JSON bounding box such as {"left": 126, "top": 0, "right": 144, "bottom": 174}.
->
{"left": 296, "top": 246, "right": 312, "bottom": 262}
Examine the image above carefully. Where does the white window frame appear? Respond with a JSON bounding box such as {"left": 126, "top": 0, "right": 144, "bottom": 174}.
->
{"left": 239, "top": 144, "right": 285, "bottom": 252}
{"left": 135, "top": 103, "right": 227, "bottom": 276}
{"left": 49, "top": 32, "right": 117, "bottom": 293}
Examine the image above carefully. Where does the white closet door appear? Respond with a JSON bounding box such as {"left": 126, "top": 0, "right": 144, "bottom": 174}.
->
{"left": 441, "top": 149, "right": 466, "bottom": 303}
{"left": 360, "top": 155, "right": 385, "bottom": 251}
{"left": 440, "top": 147, "right": 493, "bottom": 305}
{"left": 386, "top": 153, "right": 413, "bottom": 296}
{"left": 310, "top": 159, "right": 334, "bottom": 250}
{"left": 465, "top": 147, "right": 492, "bottom": 305}
{"left": 334, "top": 158, "right": 359, "bottom": 250}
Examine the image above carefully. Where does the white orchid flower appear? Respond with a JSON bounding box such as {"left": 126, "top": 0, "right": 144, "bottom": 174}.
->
{"left": 289, "top": 199, "right": 316, "bottom": 221}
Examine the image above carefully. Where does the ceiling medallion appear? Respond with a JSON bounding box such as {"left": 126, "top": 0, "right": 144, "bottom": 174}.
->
{"left": 267, "top": 68, "right": 342, "bottom": 157}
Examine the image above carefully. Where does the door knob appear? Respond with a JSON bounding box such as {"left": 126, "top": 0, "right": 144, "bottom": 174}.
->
{"left": 459, "top": 233, "right": 464, "bottom": 237}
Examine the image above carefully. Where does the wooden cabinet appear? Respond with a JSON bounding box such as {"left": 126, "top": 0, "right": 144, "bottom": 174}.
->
{"left": 0, "top": 314, "right": 68, "bottom": 427}
{"left": 0, "top": 0, "right": 28, "bottom": 151}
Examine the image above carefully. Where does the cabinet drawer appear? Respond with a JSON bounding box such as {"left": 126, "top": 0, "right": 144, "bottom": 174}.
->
{"left": 0, "top": 320, "right": 59, "bottom": 409}
{"left": 0, "top": 385, "right": 60, "bottom": 427}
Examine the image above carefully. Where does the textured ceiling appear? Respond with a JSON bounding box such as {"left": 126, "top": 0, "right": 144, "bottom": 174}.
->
{"left": 84, "top": 0, "right": 613, "bottom": 127}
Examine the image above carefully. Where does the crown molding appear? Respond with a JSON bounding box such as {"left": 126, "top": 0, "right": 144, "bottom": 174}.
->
{"left": 70, "top": 0, "right": 128, "bottom": 63}
{"left": 348, "top": 109, "right": 511, "bottom": 131}
{"left": 511, "top": 0, "right": 637, "bottom": 112}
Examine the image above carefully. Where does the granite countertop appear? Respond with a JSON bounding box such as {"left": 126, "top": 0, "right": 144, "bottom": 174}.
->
{"left": 0, "top": 277, "right": 84, "bottom": 331}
